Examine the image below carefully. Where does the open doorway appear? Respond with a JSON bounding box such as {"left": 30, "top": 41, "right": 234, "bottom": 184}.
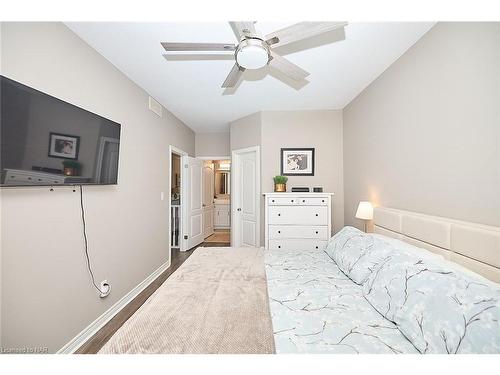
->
{"left": 170, "top": 152, "right": 182, "bottom": 251}
{"left": 169, "top": 145, "right": 188, "bottom": 259}
{"left": 201, "top": 159, "right": 231, "bottom": 246}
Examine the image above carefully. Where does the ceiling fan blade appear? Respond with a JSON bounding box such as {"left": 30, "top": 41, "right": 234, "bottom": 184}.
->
{"left": 222, "top": 63, "right": 246, "bottom": 88}
{"left": 266, "top": 22, "right": 348, "bottom": 48}
{"left": 161, "top": 42, "right": 236, "bottom": 52}
{"left": 229, "top": 21, "right": 257, "bottom": 39}
{"left": 268, "top": 51, "right": 309, "bottom": 81}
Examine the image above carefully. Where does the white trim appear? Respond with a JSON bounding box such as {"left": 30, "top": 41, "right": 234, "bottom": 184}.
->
{"left": 57, "top": 260, "right": 170, "bottom": 354}
{"left": 231, "top": 146, "right": 260, "bottom": 248}
{"left": 169, "top": 145, "right": 189, "bottom": 257}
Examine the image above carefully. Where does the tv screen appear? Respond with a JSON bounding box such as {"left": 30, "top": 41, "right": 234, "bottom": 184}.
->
{"left": 1, "top": 76, "right": 121, "bottom": 187}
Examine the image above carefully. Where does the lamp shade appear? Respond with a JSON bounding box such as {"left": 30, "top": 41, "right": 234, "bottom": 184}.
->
{"left": 355, "top": 201, "right": 373, "bottom": 220}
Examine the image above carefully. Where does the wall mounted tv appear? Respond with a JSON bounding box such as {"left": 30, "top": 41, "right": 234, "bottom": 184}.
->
{"left": 0, "top": 76, "right": 121, "bottom": 187}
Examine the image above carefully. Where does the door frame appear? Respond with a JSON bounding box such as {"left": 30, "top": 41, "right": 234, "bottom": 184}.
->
{"left": 231, "top": 146, "right": 261, "bottom": 248}
{"left": 197, "top": 156, "right": 232, "bottom": 238}
{"left": 168, "top": 146, "right": 188, "bottom": 261}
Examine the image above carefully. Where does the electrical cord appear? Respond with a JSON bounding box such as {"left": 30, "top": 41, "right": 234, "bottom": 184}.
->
{"left": 79, "top": 184, "right": 104, "bottom": 294}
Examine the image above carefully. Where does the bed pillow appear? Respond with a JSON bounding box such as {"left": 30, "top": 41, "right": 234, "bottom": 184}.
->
{"left": 363, "top": 252, "right": 500, "bottom": 353}
{"left": 325, "top": 227, "right": 441, "bottom": 285}
{"left": 324, "top": 226, "right": 378, "bottom": 284}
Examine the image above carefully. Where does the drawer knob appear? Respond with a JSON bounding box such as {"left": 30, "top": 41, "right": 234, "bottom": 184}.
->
{"left": 315, "top": 246, "right": 319, "bottom": 249}
{"left": 315, "top": 214, "right": 319, "bottom": 217}
{"left": 278, "top": 231, "right": 281, "bottom": 233}
{"left": 278, "top": 245, "right": 281, "bottom": 249}
{"left": 302, "top": 200, "right": 305, "bottom": 203}
{"left": 291, "top": 199, "right": 294, "bottom": 202}
{"left": 272, "top": 199, "right": 275, "bottom": 202}
{"left": 278, "top": 213, "right": 281, "bottom": 216}
{"left": 315, "top": 231, "right": 318, "bottom": 234}
{"left": 322, "top": 200, "right": 325, "bottom": 203}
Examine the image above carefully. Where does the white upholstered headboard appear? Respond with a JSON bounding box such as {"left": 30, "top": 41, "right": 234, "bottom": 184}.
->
{"left": 373, "top": 207, "right": 500, "bottom": 283}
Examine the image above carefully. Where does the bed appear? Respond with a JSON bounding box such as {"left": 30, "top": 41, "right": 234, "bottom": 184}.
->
{"left": 99, "top": 207, "right": 500, "bottom": 354}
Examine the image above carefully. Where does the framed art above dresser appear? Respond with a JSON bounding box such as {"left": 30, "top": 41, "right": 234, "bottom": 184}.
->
{"left": 264, "top": 192, "right": 333, "bottom": 251}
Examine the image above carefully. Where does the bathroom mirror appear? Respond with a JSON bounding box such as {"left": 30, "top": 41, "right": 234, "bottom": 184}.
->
{"left": 215, "top": 171, "right": 230, "bottom": 195}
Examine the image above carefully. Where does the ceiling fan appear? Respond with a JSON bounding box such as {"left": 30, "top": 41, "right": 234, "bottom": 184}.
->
{"left": 161, "top": 21, "right": 348, "bottom": 88}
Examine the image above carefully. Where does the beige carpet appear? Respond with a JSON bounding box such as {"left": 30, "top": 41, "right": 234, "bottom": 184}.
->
{"left": 99, "top": 247, "right": 275, "bottom": 354}
{"left": 204, "top": 230, "right": 230, "bottom": 243}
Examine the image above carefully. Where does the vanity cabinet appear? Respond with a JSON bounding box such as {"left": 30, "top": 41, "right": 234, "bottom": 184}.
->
{"left": 214, "top": 203, "right": 230, "bottom": 228}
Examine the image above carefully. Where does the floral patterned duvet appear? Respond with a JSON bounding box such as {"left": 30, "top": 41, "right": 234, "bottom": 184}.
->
{"left": 265, "top": 248, "right": 418, "bottom": 353}
{"left": 265, "top": 227, "right": 500, "bottom": 354}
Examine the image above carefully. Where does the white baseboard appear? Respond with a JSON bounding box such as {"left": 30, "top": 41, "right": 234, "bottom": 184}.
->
{"left": 57, "top": 260, "right": 171, "bottom": 354}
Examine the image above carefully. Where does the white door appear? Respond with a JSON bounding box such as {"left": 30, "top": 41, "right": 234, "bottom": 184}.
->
{"left": 232, "top": 146, "right": 260, "bottom": 247}
{"left": 183, "top": 156, "right": 204, "bottom": 250}
{"left": 203, "top": 164, "right": 215, "bottom": 238}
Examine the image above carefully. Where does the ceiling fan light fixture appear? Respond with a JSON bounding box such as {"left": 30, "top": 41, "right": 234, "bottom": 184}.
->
{"left": 235, "top": 39, "right": 269, "bottom": 70}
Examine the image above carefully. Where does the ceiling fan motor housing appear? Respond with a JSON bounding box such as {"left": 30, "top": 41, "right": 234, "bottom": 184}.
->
{"left": 235, "top": 38, "right": 270, "bottom": 70}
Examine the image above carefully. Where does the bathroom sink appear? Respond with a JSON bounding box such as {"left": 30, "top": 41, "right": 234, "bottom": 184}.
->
{"left": 214, "top": 198, "right": 230, "bottom": 205}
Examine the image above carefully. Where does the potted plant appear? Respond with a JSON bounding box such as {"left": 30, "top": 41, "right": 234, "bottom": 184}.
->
{"left": 273, "top": 175, "right": 288, "bottom": 192}
{"left": 62, "top": 160, "right": 81, "bottom": 176}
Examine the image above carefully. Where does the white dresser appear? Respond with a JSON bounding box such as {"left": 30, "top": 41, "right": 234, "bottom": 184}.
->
{"left": 3, "top": 168, "right": 91, "bottom": 185}
{"left": 264, "top": 192, "right": 333, "bottom": 251}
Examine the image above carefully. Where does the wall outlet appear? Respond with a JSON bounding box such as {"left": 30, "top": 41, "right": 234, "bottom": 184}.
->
{"left": 99, "top": 280, "right": 111, "bottom": 298}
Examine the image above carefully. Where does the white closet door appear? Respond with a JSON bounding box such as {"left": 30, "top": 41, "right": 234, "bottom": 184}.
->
{"left": 232, "top": 146, "right": 260, "bottom": 247}
{"left": 183, "top": 156, "right": 204, "bottom": 249}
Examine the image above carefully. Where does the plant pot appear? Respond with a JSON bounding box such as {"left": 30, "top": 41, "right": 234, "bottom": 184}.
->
{"left": 63, "top": 167, "right": 77, "bottom": 176}
{"left": 274, "top": 183, "right": 286, "bottom": 192}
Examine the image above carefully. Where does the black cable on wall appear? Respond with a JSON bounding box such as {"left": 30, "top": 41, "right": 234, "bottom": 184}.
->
{"left": 79, "top": 184, "right": 104, "bottom": 294}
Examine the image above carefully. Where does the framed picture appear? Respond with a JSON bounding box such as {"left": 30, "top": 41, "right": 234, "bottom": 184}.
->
{"left": 280, "top": 148, "right": 315, "bottom": 176}
{"left": 48, "top": 132, "right": 80, "bottom": 160}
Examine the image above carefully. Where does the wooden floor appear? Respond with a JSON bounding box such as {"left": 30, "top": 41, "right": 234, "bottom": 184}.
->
{"left": 76, "top": 240, "right": 229, "bottom": 354}
{"left": 204, "top": 229, "right": 230, "bottom": 244}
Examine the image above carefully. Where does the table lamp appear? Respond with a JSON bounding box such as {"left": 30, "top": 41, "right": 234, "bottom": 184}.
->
{"left": 355, "top": 201, "right": 373, "bottom": 232}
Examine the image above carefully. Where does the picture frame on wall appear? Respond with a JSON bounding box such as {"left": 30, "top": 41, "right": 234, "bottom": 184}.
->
{"left": 280, "top": 148, "right": 315, "bottom": 176}
{"left": 48, "top": 132, "right": 80, "bottom": 160}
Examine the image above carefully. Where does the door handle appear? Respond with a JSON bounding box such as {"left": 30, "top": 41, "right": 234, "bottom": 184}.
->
{"left": 237, "top": 208, "right": 241, "bottom": 211}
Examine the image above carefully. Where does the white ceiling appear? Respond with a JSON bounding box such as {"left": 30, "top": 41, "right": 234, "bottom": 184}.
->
{"left": 66, "top": 22, "right": 434, "bottom": 132}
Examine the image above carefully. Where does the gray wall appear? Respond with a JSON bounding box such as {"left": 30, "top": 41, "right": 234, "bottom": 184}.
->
{"left": 229, "top": 112, "right": 262, "bottom": 151}
{"left": 343, "top": 22, "right": 500, "bottom": 230}
{"left": 261, "top": 110, "right": 344, "bottom": 233}
{"left": 195, "top": 132, "right": 230, "bottom": 157}
{"left": 0, "top": 22, "right": 195, "bottom": 352}
{"left": 230, "top": 110, "right": 345, "bottom": 245}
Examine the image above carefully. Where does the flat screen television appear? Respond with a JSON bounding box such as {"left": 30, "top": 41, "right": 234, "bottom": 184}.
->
{"left": 0, "top": 75, "right": 121, "bottom": 187}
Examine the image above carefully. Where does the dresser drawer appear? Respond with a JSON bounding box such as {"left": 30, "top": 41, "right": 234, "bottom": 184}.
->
{"left": 267, "top": 196, "right": 328, "bottom": 206}
{"left": 5, "top": 171, "right": 64, "bottom": 185}
{"left": 296, "top": 197, "right": 328, "bottom": 206}
{"left": 268, "top": 225, "right": 329, "bottom": 239}
{"left": 268, "top": 239, "right": 328, "bottom": 251}
{"left": 5, "top": 173, "right": 36, "bottom": 184}
{"left": 268, "top": 206, "right": 328, "bottom": 225}
{"left": 267, "top": 196, "right": 299, "bottom": 205}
